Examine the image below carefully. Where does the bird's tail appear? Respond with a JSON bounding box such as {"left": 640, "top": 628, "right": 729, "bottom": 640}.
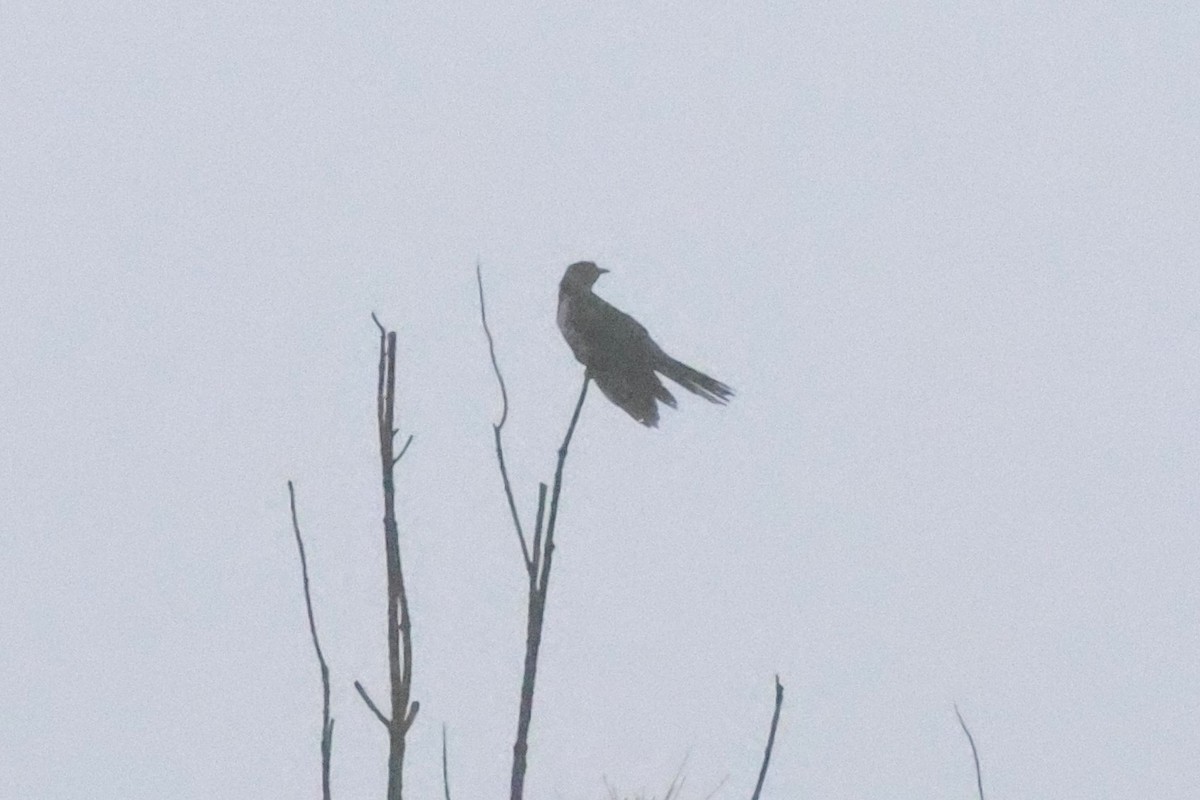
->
{"left": 655, "top": 354, "right": 734, "bottom": 405}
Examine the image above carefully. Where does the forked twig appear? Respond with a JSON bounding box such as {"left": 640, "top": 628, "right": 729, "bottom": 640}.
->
{"left": 478, "top": 261, "right": 594, "bottom": 800}
{"left": 509, "top": 375, "right": 589, "bottom": 800}
{"left": 369, "top": 316, "right": 417, "bottom": 800}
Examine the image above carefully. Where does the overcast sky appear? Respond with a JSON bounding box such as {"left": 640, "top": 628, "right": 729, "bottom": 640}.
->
{"left": 3, "top": 3, "right": 1198, "bottom": 799}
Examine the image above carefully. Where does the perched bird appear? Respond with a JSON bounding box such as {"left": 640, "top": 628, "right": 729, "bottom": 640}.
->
{"left": 557, "top": 261, "right": 733, "bottom": 427}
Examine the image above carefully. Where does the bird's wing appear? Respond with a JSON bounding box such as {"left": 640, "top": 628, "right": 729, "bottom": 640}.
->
{"left": 568, "top": 294, "right": 655, "bottom": 371}
{"left": 568, "top": 294, "right": 679, "bottom": 426}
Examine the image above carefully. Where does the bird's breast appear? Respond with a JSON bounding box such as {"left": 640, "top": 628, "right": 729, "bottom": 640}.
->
{"left": 556, "top": 292, "right": 590, "bottom": 364}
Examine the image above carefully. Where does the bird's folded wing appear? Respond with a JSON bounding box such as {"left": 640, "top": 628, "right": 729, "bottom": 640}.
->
{"left": 569, "top": 294, "right": 654, "bottom": 370}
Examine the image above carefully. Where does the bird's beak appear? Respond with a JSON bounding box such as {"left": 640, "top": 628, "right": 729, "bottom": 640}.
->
{"left": 596, "top": 268, "right": 609, "bottom": 275}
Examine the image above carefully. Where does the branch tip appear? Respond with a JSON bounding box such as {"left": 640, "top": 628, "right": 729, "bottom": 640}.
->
{"left": 354, "top": 680, "right": 391, "bottom": 729}
{"left": 287, "top": 481, "right": 333, "bottom": 800}
{"left": 955, "top": 704, "right": 985, "bottom": 800}
{"left": 404, "top": 701, "right": 420, "bottom": 731}
{"left": 750, "top": 674, "right": 784, "bottom": 800}
{"left": 442, "top": 724, "right": 453, "bottom": 800}
{"left": 476, "top": 261, "right": 510, "bottom": 430}
{"left": 394, "top": 434, "right": 415, "bottom": 464}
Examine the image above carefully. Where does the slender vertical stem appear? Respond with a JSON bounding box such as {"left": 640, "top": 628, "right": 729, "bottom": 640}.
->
{"left": 750, "top": 675, "right": 784, "bottom": 800}
{"left": 494, "top": 425, "right": 532, "bottom": 570}
{"left": 955, "top": 704, "right": 985, "bottom": 800}
{"left": 530, "top": 484, "right": 547, "bottom": 584}
{"left": 540, "top": 377, "right": 589, "bottom": 597}
{"left": 477, "top": 263, "right": 532, "bottom": 569}
{"left": 287, "top": 481, "right": 334, "bottom": 800}
{"left": 441, "top": 725, "right": 452, "bottom": 800}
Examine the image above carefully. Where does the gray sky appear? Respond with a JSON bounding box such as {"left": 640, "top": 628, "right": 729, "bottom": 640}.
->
{"left": 3, "top": 3, "right": 1198, "bottom": 798}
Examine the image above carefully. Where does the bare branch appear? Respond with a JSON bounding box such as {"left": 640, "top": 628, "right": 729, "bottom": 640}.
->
{"left": 495, "top": 426, "right": 532, "bottom": 570}
{"left": 442, "top": 725, "right": 452, "bottom": 800}
{"left": 750, "top": 675, "right": 784, "bottom": 800}
{"left": 955, "top": 704, "right": 985, "bottom": 800}
{"left": 530, "top": 482, "right": 547, "bottom": 581}
{"left": 393, "top": 434, "right": 415, "bottom": 465}
{"left": 476, "top": 260, "right": 510, "bottom": 429}
{"left": 664, "top": 752, "right": 689, "bottom": 800}
{"left": 374, "top": 320, "right": 387, "bottom": 427}
{"left": 403, "top": 700, "right": 420, "bottom": 732}
{"left": 287, "top": 481, "right": 335, "bottom": 800}
{"left": 702, "top": 775, "right": 730, "bottom": 800}
{"left": 540, "top": 375, "right": 589, "bottom": 598}
{"left": 372, "top": 318, "right": 416, "bottom": 800}
{"left": 354, "top": 680, "right": 390, "bottom": 728}
{"left": 477, "top": 262, "right": 532, "bottom": 570}
{"left": 478, "top": 269, "right": 593, "bottom": 800}
{"left": 510, "top": 375, "right": 590, "bottom": 800}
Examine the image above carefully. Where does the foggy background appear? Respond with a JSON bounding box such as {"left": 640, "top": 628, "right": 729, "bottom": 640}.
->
{"left": 3, "top": 3, "right": 1197, "bottom": 798}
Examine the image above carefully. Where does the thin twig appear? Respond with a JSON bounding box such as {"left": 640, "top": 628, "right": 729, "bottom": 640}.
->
{"left": 393, "top": 433, "right": 415, "bottom": 465}
{"left": 477, "top": 263, "right": 532, "bottom": 570}
{"left": 495, "top": 427, "right": 532, "bottom": 569}
{"left": 287, "top": 481, "right": 334, "bottom": 800}
{"left": 750, "top": 675, "right": 784, "bottom": 800}
{"left": 442, "top": 724, "right": 452, "bottom": 800}
{"left": 530, "top": 483, "right": 547, "bottom": 581}
{"left": 374, "top": 318, "right": 387, "bottom": 428}
{"left": 403, "top": 700, "right": 420, "bottom": 732}
{"left": 955, "top": 704, "right": 985, "bottom": 800}
{"left": 702, "top": 775, "right": 730, "bottom": 800}
{"left": 354, "top": 680, "right": 390, "bottom": 728}
{"left": 540, "top": 375, "right": 589, "bottom": 597}
{"left": 476, "top": 260, "right": 510, "bottom": 428}
{"left": 664, "top": 752, "right": 690, "bottom": 800}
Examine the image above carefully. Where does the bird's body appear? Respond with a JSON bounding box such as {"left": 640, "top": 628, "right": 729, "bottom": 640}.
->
{"left": 557, "top": 261, "right": 733, "bottom": 426}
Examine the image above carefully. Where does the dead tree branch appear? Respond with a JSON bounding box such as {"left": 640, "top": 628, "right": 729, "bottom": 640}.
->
{"left": 476, "top": 262, "right": 592, "bottom": 800}
{"left": 750, "top": 675, "right": 784, "bottom": 800}
{"left": 287, "top": 481, "right": 335, "bottom": 800}
{"left": 476, "top": 262, "right": 533, "bottom": 570}
{"left": 354, "top": 680, "right": 390, "bottom": 728}
{"left": 366, "top": 314, "right": 418, "bottom": 800}
{"left": 442, "top": 724, "right": 453, "bottom": 800}
{"left": 508, "top": 375, "right": 589, "bottom": 800}
{"left": 540, "top": 377, "right": 589, "bottom": 597}
{"left": 955, "top": 704, "right": 985, "bottom": 800}
{"left": 664, "top": 752, "right": 689, "bottom": 800}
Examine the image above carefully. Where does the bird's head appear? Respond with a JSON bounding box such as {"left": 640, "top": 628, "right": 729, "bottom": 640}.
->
{"left": 562, "top": 261, "right": 609, "bottom": 291}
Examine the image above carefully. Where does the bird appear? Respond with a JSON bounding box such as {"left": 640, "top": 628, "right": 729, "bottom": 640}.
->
{"left": 557, "top": 261, "right": 733, "bottom": 427}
